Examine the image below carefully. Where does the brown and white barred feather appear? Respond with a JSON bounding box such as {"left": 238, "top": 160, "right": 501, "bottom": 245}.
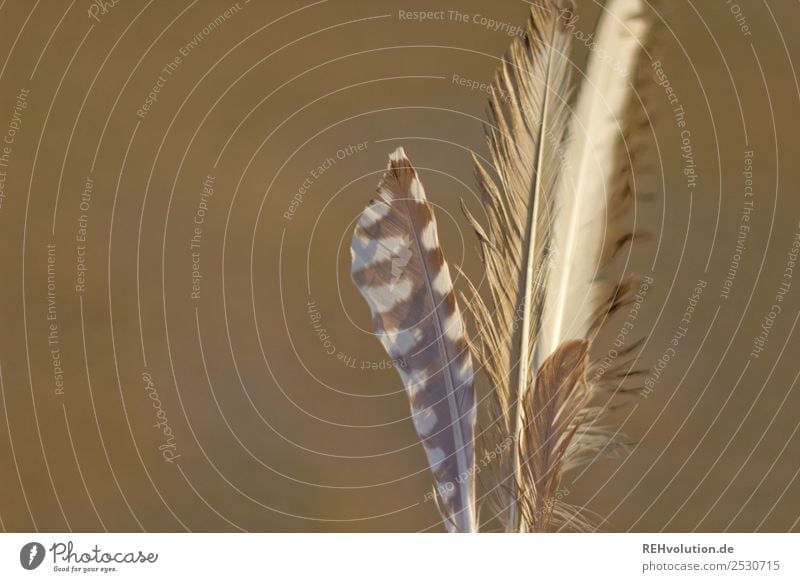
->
{"left": 351, "top": 148, "right": 476, "bottom": 533}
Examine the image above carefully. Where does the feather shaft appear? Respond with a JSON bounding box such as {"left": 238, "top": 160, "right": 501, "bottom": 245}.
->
{"left": 510, "top": 10, "right": 568, "bottom": 532}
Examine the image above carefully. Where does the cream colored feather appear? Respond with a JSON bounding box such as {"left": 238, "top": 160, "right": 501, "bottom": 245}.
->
{"left": 538, "top": 0, "right": 653, "bottom": 363}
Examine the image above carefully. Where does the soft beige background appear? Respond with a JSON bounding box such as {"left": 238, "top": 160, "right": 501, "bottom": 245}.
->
{"left": 0, "top": 0, "right": 798, "bottom": 532}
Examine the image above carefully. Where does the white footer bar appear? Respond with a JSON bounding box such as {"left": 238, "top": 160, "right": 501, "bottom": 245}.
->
{"left": 1, "top": 533, "right": 797, "bottom": 581}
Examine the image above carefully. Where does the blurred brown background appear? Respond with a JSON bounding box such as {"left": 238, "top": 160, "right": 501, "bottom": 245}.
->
{"left": 0, "top": 0, "right": 798, "bottom": 532}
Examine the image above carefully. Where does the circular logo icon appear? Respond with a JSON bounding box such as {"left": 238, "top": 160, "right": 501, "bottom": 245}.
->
{"left": 20, "top": 542, "right": 45, "bottom": 570}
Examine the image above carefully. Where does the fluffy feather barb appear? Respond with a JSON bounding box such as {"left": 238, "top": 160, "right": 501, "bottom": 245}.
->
{"left": 351, "top": 148, "right": 476, "bottom": 532}
{"left": 520, "top": 339, "right": 589, "bottom": 532}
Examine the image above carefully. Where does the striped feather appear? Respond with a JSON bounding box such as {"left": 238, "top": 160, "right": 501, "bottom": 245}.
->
{"left": 351, "top": 147, "right": 476, "bottom": 533}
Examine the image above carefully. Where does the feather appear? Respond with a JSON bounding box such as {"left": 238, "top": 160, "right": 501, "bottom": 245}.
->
{"left": 533, "top": 0, "right": 655, "bottom": 522}
{"left": 463, "top": 0, "right": 653, "bottom": 532}
{"left": 462, "top": 0, "right": 574, "bottom": 532}
{"left": 538, "top": 0, "right": 653, "bottom": 361}
{"left": 519, "top": 339, "right": 589, "bottom": 532}
{"left": 351, "top": 147, "right": 476, "bottom": 533}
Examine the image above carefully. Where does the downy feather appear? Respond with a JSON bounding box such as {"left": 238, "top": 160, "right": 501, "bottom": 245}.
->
{"left": 520, "top": 339, "right": 589, "bottom": 532}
